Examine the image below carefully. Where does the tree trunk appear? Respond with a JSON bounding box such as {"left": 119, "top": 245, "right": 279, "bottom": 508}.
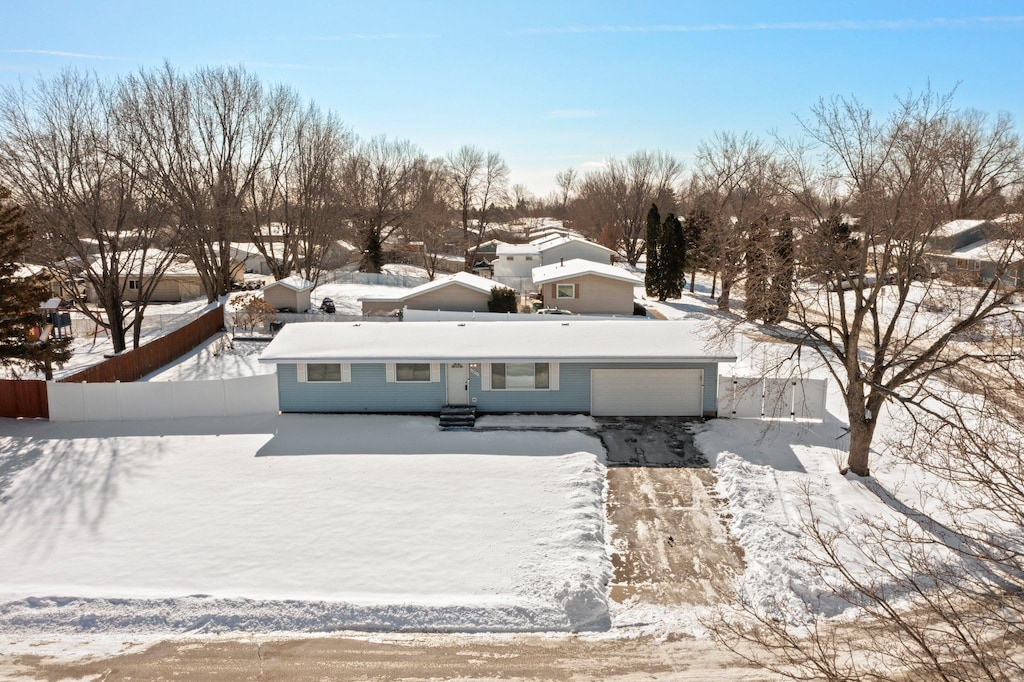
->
{"left": 711, "top": 271, "right": 717, "bottom": 299}
{"left": 717, "top": 280, "right": 731, "bottom": 311}
{"left": 690, "top": 267, "right": 696, "bottom": 293}
{"left": 845, "top": 409, "right": 878, "bottom": 477}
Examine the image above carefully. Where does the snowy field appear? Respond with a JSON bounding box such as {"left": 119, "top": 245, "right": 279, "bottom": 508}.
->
{"left": 0, "top": 415, "right": 611, "bottom": 634}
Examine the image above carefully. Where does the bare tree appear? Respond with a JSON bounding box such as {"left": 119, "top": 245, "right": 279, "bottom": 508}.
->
{"left": 406, "top": 158, "right": 455, "bottom": 279}
{"left": 937, "top": 108, "right": 1022, "bottom": 219}
{"left": 572, "top": 150, "right": 683, "bottom": 265}
{"left": 345, "top": 136, "right": 424, "bottom": 272}
{"left": 760, "top": 89, "right": 1024, "bottom": 477}
{"left": 249, "top": 102, "right": 352, "bottom": 283}
{"left": 445, "top": 145, "right": 509, "bottom": 267}
{"left": 691, "top": 132, "right": 781, "bottom": 309}
{"left": 0, "top": 69, "right": 179, "bottom": 352}
{"left": 554, "top": 166, "right": 578, "bottom": 216}
{"left": 118, "top": 63, "right": 291, "bottom": 300}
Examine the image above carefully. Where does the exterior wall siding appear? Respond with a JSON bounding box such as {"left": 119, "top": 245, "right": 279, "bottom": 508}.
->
{"left": 277, "top": 361, "right": 720, "bottom": 416}
{"left": 544, "top": 274, "right": 635, "bottom": 315}
{"left": 541, "top": 243, "right": 615, "bottom": 266}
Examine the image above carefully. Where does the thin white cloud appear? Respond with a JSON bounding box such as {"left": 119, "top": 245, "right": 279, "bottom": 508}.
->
{"left": 548, "top": 109, "right": 599, "bottom": 119}
{"left": 2, "top": 49, "right": 119, "bottom": 60}
{"left": 517, "top": 15, "right": 1024, "bottom": 35}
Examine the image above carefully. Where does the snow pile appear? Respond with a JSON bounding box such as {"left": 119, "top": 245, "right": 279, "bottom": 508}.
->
{"left": 0, "top": 416, "right": 611, "bottom": 634}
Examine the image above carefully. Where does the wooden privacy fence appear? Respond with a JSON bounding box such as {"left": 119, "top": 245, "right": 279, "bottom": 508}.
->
{"left": 60, "top": 305, "right": 224, "bottom": 384}
{"left": 717, "top": 376, "right": 829, "bottom": 421}
{"left": 0, "top": 379, "right": 48, "bottom": 419}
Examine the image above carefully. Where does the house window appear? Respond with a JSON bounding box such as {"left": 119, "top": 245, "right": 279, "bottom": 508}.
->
{"left": 396, "top": 362, "right": 431, "bottom": 382}
{"left": 307, "top": 363, "right": 342, "bottom": 382}
{"left": 491, "top": 362, "right": 550, "bottom": 390}
{"left": 525, "top": 255, "right": 534, "bottom": 261}
{"left": 128, "top": 280, "right": 140, "bottom": 290}
{"left": 505, "top": 256, "right": 514, "bottom": 261}
{"left": 556, "top": 283, "right": 575, "bottom": 299}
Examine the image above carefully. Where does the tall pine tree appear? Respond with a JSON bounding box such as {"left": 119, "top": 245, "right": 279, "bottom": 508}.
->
{"left": 0, "top": 186, "right": 72, "bottom": 379}
{"left": 658, "top": 212, "right": 687, "bottom": 300}
{"left": 644, "top": 204, "right": 661, "bottom": 296}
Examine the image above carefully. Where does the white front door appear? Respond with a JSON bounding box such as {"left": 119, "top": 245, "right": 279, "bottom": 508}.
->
{"left": 446, "top": 363, "right": 470, "bottom": 405}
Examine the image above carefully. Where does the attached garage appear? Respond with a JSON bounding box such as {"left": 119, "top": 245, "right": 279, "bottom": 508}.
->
{"left": 591, "top": 368, "right": 704, "bottom": 417}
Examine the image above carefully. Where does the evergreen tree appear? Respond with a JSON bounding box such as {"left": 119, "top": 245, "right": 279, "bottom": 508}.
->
{"left": 683, "top": 208, "right": 712, "bottom": 292}
{"left": 0, "top": 186, "right": 72, "bottom": 379}
{"left": 362, "top": 228, "right": 385, "bottom": 273}
{"left": 743, "top": 214, "right": 773, "bottom": 321}
{"left": 765, "top": 220, "right": 794, "bottom": 324}
{"left": 658, "top": 212, "right": 687, "bottom": 300}
{"left": 643, "top": 204, "right": 661, "bottom": 296}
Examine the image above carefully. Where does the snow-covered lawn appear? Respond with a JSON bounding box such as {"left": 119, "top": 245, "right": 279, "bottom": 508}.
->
{"left": 0, "top": 415, "right": 610, "bottom": 634}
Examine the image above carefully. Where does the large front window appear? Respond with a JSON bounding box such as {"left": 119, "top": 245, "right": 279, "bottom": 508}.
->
{"left": 491, "top": 362, "right": 549, "bottom": 390}
{"left": 396, "top": 362, "right": 431, "bottom": 382}
{"left": 556, "top": 283, "right": 575, "bottom": 299}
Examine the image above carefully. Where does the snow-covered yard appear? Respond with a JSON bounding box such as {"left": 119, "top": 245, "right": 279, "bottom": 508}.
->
{"left": 0, "top": 415, "right": 610, "bottom": 634}
{"left": 141, "top": 334, "right": 271, "bottom": 381}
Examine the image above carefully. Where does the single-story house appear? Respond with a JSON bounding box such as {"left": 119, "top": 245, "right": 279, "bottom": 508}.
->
{"left": 933, "top": 239, "right": 1024, "bottom": 286}
{"left": 88, "top": 250, "right": 215, "bottom": 303}
{"left": 532, "top": 259, "right": 643, "bottom": 315}
{"left": 258, "top": 320, "right": 736, "bottom": 418}
{"left": 359, "top": 272, "right": 513, "bottom": 315}
{"left": 263, "top": 276, "right": 315, "bottom": 312}
{"left": 493, "top": 237, "right": 619, "bottom": 281}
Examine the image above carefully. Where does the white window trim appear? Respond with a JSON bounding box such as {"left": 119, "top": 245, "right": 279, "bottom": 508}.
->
{"left": 128, "top": 279, "right": 141, "bottom": 290}
{"left": 297, "top": 362, "right": 351, "bottom": 383}
{"left": 386, "top": 362, "right": 440, "bottom": 383}
{"left": 555, "top": 283, "right": 576, "bottom": 299}
{"left": 481, "top": 361, "right": 559, "bottom": 391}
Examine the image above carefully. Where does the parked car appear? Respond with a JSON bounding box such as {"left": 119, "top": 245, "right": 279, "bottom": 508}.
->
{"left": 536, "top": 308, "right": 574, "bottom": 315}
{"left": 320, "top": 297, "right": 336, "bottom": 314}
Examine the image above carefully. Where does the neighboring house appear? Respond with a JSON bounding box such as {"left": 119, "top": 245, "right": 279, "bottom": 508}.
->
{"left": 474, "top": 239, "right": 506, "bottom": 259}
{"left": 263, "top": 276, "right": 314, "bottom": 312}
{"left": 927, "top": 218, "right": 1023, "bottom": 284}
{"left": 360, "top": 272, "right": 512, "bottom": 315}
{"left": 493, "top": 237, "right": 619, "bottom": 281}
{"left": 531, "top": 259, "right": 643, "bottom": 315}
{"left": 938, "top": 239, "right": 1024, "bottom": 286}
{"left": 88, "top": 250, "right": 221, "bottom": 303}
{"left": 492, "top": 244, "right": 543, "bottom": 279}
{"left": 231, "top": 242, "right": 282, "bottom": 276}
{"left": 259, "top": 320, "right": 736, "bottom": 417}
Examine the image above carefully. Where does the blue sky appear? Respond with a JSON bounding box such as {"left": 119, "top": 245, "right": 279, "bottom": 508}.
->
{"left": 2, "top": 1, "right": 1023, "bottom": 195}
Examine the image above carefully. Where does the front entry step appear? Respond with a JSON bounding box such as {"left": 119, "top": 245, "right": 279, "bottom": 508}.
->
{"left": 440, "top": 405, "right": 476, "bottom": 430}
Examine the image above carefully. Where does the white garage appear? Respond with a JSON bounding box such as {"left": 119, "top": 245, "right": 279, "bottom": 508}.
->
{"left": 590, "top": 369, "right": 704, "bottom": 417}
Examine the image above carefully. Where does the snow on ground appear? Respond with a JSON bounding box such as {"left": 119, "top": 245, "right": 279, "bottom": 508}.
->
{"left": 309, "top": 281, "right": 411, "bottom": 313}
{"left": 5, "top": 298, "right": 219, "bottom": 381}
{"left": 140, "top": 334, "right": 272, "bottom": 381}
{"left": 0, "top": 415, "right": 611, "bottom": 634}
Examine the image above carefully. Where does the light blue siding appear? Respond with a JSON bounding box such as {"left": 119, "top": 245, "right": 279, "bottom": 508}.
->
{"left": 277, "top": 363, "right": 446, "bottom": 413}
{"left": 277, "top": 361, "right": 720, "bottom": 416}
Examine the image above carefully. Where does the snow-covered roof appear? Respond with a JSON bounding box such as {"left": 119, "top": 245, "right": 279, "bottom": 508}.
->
{"left": 265, "top": 275, "right": 314, "bottom": 292}
{"left": 358, "top": 272, "right": 508, "bottom": 304}
{"left": 933, "top": 219, "right": 992, "bottom": 238}
{"left": 950, "top": 239, "right": 1024, "bottom": 263}
{"left": 260, "top": 320, "right": 736, "bottom": 364}
{"left": 536, "top": 236, "right": 618, "bottom": 256}
{"left": 14, "top": 263, "right": 50, "bottom": 279}
{"left": 496, "top": 243, "right": 542, "bottom": 256}
{"left": 532, "top": 259, "right": 642, "bottom": 285}
{"left": 91, "top": 249, "right": 199, "bottom": 278}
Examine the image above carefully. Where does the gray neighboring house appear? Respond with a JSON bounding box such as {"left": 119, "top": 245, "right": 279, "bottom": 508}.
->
{"left": 258, "top": 320, "right": 736, "bottom": 418}
{"left": 532, "top": 259, "right": 642, "bottom": 315}
{"left": 359, "top": 272, "right": 511, "bottom": 315}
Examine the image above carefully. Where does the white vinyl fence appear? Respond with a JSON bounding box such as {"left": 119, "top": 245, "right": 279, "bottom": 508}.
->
{"left": 48, "top": 374, "right": 278, "bottom": 422}
{"left": 717, "top": 376, "right": 828, "bottom": 421}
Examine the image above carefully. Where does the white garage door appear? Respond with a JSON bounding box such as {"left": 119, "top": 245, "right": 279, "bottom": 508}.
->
{"left": 591, "top": 369, "right": 704, "bottom": 417}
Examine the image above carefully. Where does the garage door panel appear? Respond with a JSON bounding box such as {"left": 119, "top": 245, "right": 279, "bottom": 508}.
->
{"left": 591, "top": 369, "right": 703, "bottom": 417}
